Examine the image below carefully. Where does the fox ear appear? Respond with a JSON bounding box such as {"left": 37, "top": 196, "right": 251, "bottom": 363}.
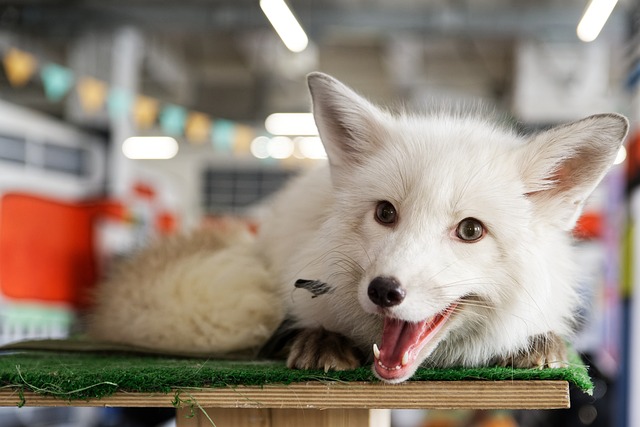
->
{"left": 519, "top": 113, "right": 628, "bottom": 230}
{"left": 307, "top": 72, "right": 388, "bottom": 170}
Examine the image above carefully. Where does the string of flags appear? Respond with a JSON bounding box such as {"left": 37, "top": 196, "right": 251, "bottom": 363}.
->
{"left": 1, "top": 47, "right": 258, "bottom": 155}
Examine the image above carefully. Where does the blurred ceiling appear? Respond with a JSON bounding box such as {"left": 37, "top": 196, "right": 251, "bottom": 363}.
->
{"left": 0, "top": 0, "right": 634, "bottom": 126}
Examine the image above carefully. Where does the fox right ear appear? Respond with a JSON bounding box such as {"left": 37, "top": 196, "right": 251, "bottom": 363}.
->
{"left": 519, "top": 113, "right": 628, "bottom": 230}
{"left": 307, "top": 72, "right": 389, "bottom": 171}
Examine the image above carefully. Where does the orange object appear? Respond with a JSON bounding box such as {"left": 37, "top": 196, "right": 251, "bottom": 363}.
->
{"left": 0, "top": 193, "right": 123, "bottom": 308}
{"left": 574, "top": 211, "right": 602, "bottom": 240}
{"left": 155, "top": 211, "right": 178, "bottom": 235}
{"left": 132, "top": 182, "right": 156, "bottom": 199}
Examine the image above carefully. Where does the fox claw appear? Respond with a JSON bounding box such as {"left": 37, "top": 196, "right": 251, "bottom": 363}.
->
{"left": 287, "top": 328, "right": 363, "bottom": 371}
{"left": 495, "top": 332, "right": 568, "bottom": 369}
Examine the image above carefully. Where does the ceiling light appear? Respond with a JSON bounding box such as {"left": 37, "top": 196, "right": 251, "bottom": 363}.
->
{"left": 267, "top": 136, "right": 294, "bottom": 159}
{"left": 614, "top": 146, "right": 627, "bottom": 165}
{"left": 260, "top": 0, "right": 309, "bottom": 53}
{"left": 297, "top": 137, "right": 327, "bottom": 159}
{"left": 577, "top": 0, "right": 618, "bottom": 42}
{"left": 250, "top": 136, "right": 271, "bottom": 159}
{"left": 122, "top": 136, "right": 179, "bottom": 160}
{"left": 265, "top": 113, "right": 318, "bottom": 135}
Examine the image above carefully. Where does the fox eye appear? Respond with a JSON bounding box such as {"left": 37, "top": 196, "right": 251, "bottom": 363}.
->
{"left": 375, "top": 201, "right": 397, "bottom": 225}
{"left": 456, "top": 218, "right": 484, "bottom": 242}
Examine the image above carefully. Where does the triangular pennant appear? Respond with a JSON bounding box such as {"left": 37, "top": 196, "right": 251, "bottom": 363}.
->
{"left": 40, "top": 63, "right": 75, "bottom": 102}
{"left": 107, "top": 87, "right": 134, "bottom": 118}
{"left": 3, "top": 48, "right": 37, "bottom": 87}
{"left": 185, "top": 112, "right": 210, "bottom": 143}
{"left": 233, "top": 125, "right": 255, "bottom": 156}
{"left": 211, "top": 119, "right": 235, "bottom": 152}
{"left": 77, "top": 77, "right": 108, "bottom": 113}
{"left": 159, "top": 104, "right": 187, "bottom": 136}
{"left": 133, "top": 95, "right": 159, "bottom": 129}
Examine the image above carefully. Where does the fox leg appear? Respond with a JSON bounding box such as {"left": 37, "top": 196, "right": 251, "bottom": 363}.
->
{"left": 287, "top": 328, "right": 363, "bottom": 372}
{"left": 495, "top": 332, "right": 568, "bottom": 369}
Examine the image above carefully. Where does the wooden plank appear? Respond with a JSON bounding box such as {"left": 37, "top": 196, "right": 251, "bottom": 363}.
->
{"left": 0, "top": 380, "right": 570, "bottom": 410}
{"left": 269, "top": 408, "right": 371, "bottom": 427}
{"left": 177, "top": 407, "right": 270, "bottom": 427}
{"left": 175, "top": 408, "right": 387, "bottom": 427}
{"left": 369, "top": 409, "right": 392, "bottom": 427}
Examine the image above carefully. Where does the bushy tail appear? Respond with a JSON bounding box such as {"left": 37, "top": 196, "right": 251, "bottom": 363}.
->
{"left": 87, "top": 223, "right": 284, "bottom": 355}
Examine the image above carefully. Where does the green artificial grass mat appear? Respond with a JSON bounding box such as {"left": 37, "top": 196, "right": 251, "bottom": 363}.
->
{"left": 0, "top": 346, "right": 593, "bottom": 403}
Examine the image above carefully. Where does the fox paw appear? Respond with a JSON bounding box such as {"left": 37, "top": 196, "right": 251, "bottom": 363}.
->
{"left": 496, "top": 332, "right": 568, "bottom": 369}
{"left": 287, "top": 328, "right": 363, "bottom": 372}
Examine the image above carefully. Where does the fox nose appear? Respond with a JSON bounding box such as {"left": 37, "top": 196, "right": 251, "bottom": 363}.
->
{"left": 368, "top": 276, "right": 405, "bottom": 307}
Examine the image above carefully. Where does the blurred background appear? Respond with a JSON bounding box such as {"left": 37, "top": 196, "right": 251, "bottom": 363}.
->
{"left": 0, "top": 0, "right": 638, "bottom": 426}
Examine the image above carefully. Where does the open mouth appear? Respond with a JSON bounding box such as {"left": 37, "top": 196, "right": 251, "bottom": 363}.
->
{"left": 372, "top": 302, "right": 458, "bottom": 382}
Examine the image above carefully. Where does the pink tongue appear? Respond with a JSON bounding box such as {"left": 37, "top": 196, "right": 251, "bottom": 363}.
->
{"left": 379, "top": 317, "right": 428, "bottom": 368}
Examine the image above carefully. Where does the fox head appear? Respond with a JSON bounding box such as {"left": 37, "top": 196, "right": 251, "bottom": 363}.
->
{"left": 307, "top": 72, "right": 628, "bottom": 382}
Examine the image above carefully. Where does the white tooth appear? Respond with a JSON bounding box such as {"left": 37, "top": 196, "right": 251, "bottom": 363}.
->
{"left": 402, "top": 351, "right": 409, "bottom": 366}
{"left": 373, "top": 343, "right": 381, "bottom": 359}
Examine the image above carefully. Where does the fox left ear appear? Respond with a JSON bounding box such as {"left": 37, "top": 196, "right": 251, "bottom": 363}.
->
{"left": 519, "top": 113, "right": 628, "bottom": 230}
{"left": 307, "top": 72, "right": 389, "bottom": 174}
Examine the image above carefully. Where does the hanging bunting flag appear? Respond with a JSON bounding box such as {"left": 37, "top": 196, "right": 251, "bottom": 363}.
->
{"left": 185, "top": 112, "right": 210, "bottom": 143}
{"left": 211, "top": 119, "right": 235, "bottom": 153}
{"left": 1, "top": 46, "right": 267, "bottom": 156}
{"left": 3, "top": 48, "right": 37, "bottom": 87}
{"left": 233, "top": 125, "right": 255, "bottom": 156}
{"left": 133, "top": 95, "right": 159, "bottom": 129}
{"left": 77, "top": 77, "right": 108, "bottom": 113}
{"left": 107, "top": 87, "right": 134, "bottom": 118}
{"left": 160, "top": 104, "right": 187, "bottom": 136}
{"left": 40, "top": 63, "right": 75, "bottom": 101}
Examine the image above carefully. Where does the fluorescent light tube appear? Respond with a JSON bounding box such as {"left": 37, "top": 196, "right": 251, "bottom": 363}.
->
{"left": 260, "top": 0, "right": 309, "bottom": 53}
{"left": 122, "top": 136, "right": 179, "bottom": 159}
{"left": 577, "top": 0, "right": 618, "bottom": 42}
{"left": 265, "top": 113, "right": 318, "bottom": 135}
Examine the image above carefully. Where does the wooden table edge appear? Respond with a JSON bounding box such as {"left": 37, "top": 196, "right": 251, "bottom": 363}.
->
{"left": 0, "top": 380, "right": 571, "bottom": 410}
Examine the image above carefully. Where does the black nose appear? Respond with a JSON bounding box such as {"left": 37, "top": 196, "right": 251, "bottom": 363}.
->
{"left": 368, "top": 276, "right": 405, "bottom": 307}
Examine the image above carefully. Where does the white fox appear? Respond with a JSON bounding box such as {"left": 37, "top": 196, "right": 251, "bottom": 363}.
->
{"left": 89, "top": 72, "right": 628, "bottom": 384}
